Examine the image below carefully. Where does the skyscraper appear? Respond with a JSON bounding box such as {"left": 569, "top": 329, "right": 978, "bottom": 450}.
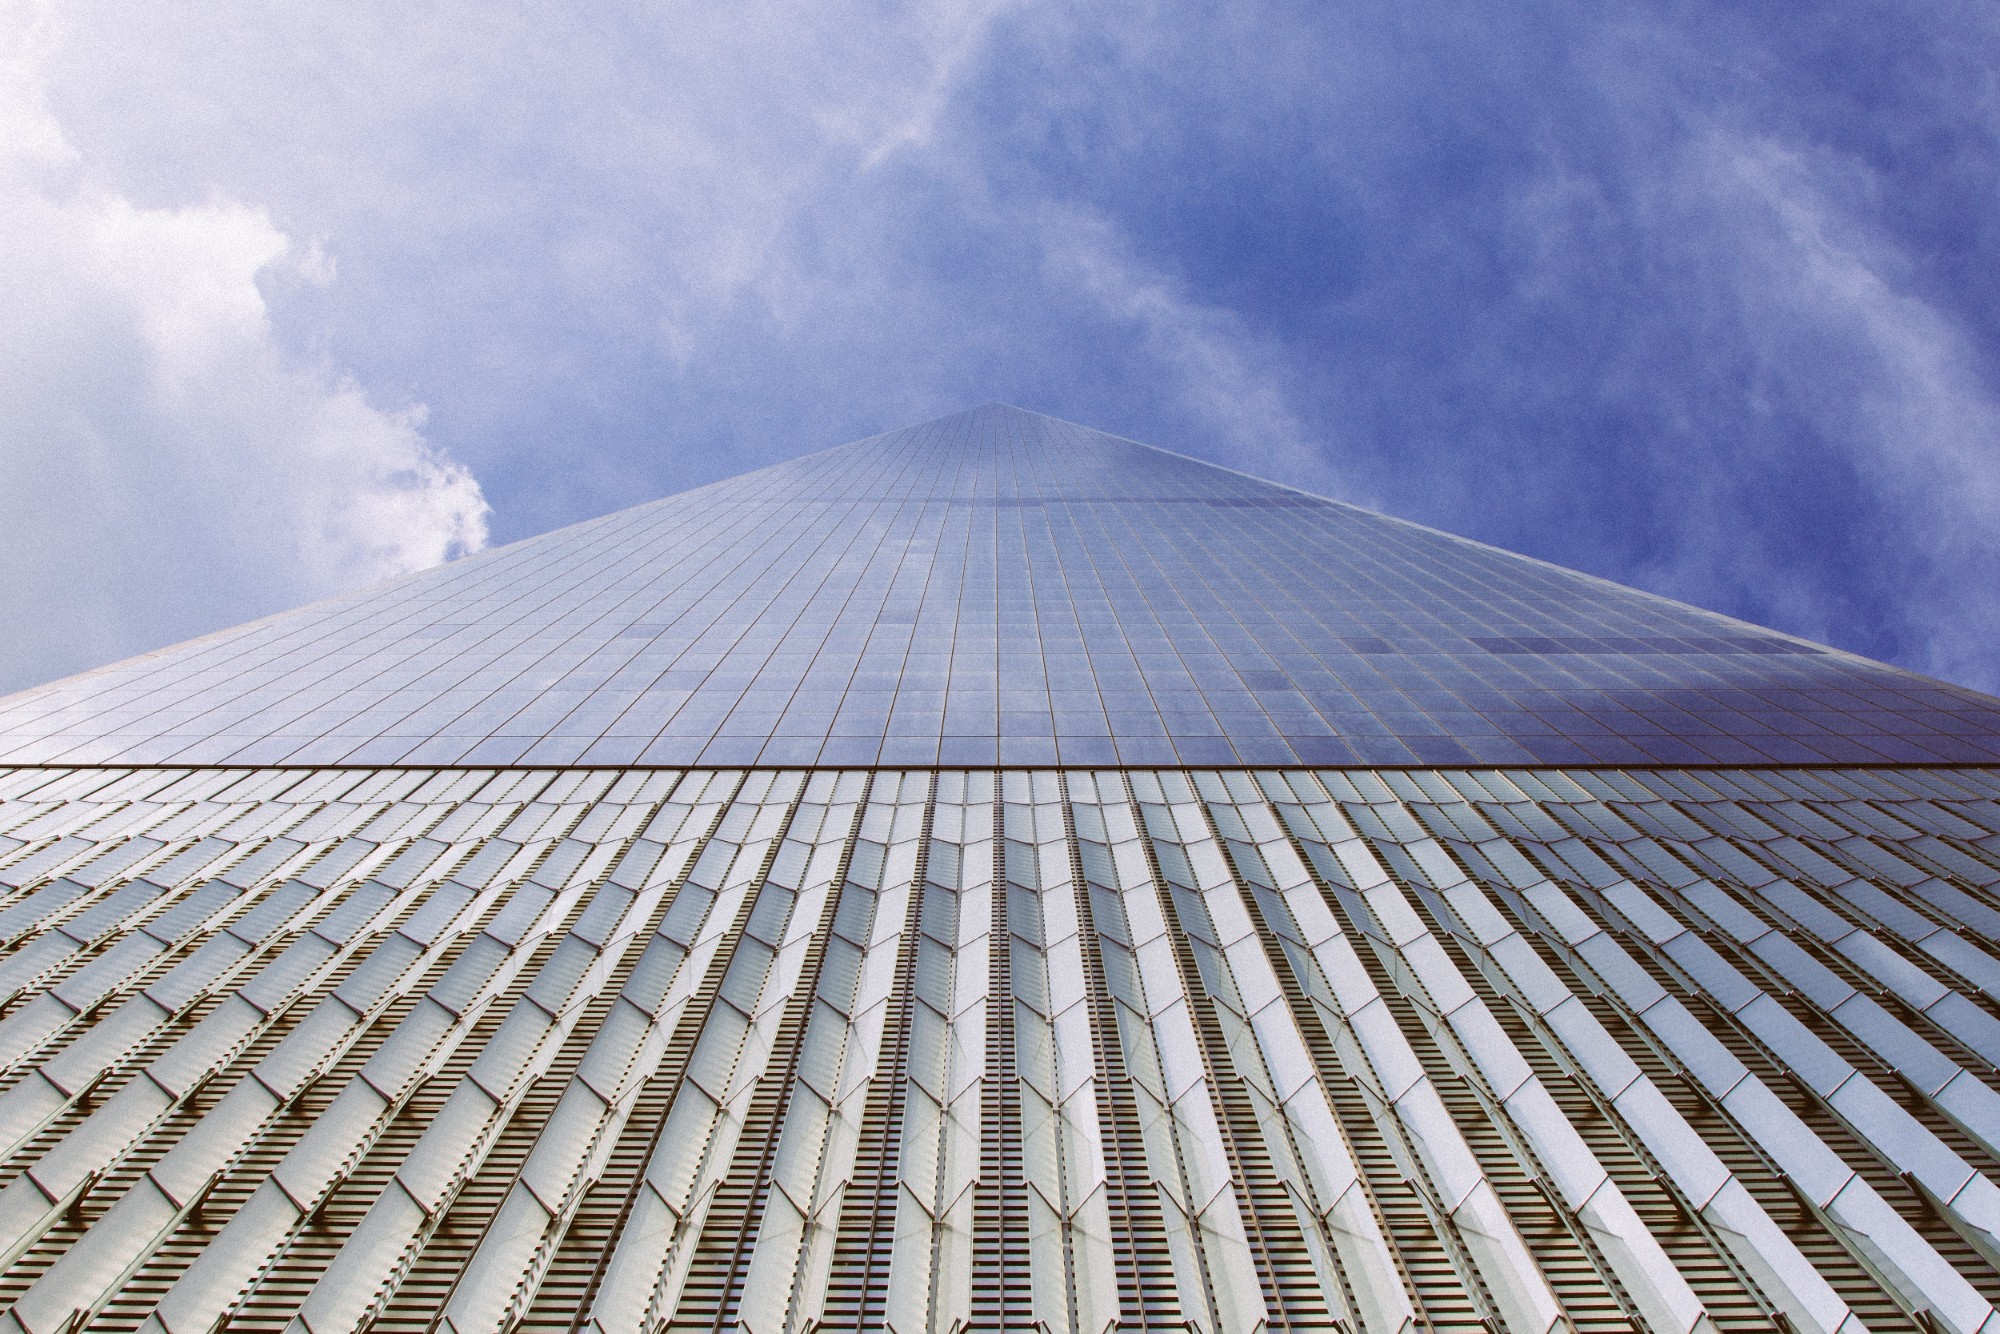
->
{"left": 0, "top": 404, "right": 1997, "bottom": 1334}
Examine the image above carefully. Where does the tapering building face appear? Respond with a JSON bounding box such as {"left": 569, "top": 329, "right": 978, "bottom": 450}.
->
{"left": 7, "top": 404, "right": 1999, "bottom": 772}
{"left": 0, "top": 409, "right": 1998, "bottom": 1334}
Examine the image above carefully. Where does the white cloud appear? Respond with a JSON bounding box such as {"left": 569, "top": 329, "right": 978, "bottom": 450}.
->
{"left": 0, "top": 1, "right": 487, "bottom": 693}
{"left": 13, "top": 0, "right": 1042, "bottom": 524}
{"left": 1727, "top": 137, "right": 2000, "bottom": 688}
{"left": 1035, "top": 203, "right": 1359, "bottom": 503}
{"left": 1621, "top": 128, "right": 2000, "bottom": 688}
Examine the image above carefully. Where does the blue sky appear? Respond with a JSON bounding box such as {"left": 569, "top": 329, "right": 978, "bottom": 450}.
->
{"left": 5, "top": 0, "right": 2000, "bottom": 695}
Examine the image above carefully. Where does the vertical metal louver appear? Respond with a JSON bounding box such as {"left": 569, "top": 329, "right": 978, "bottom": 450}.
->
{"left": 0, "top": 763, "right": 1995, "bottom": 1334}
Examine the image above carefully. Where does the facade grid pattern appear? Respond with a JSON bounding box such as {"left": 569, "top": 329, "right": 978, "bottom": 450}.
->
{"left": 1, "top": 406, "right": 1996, "bottom": 772}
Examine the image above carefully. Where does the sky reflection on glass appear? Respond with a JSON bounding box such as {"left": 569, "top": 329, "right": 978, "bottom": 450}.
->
{"left": 2, "top": 405, "right": 1997, "bottom": 770}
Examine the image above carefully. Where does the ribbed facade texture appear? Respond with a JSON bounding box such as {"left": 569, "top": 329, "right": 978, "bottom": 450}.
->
{"left": 0, "top": 408, "right": 1998, "bottom": 1334}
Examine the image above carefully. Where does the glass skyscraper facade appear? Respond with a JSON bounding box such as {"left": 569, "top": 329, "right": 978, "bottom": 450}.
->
{"left": 0, "top": 406, "right": 1997, "bottom": 1334}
